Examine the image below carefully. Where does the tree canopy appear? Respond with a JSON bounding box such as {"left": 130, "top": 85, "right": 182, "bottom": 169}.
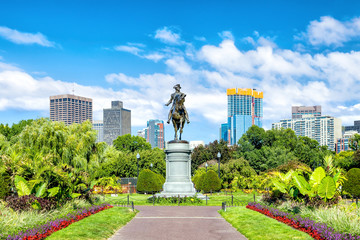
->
{"left": 113, "top": 134, "right": 151, "bottom": 152}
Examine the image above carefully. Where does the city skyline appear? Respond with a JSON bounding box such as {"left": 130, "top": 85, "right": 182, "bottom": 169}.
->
{"left": 1, "top": 1, "right": 360, "bottom": 144}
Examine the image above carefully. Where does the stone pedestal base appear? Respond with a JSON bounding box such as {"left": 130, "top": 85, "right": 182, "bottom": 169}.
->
{"left": 156, "top": 141, "right": 204, "bottom": 198}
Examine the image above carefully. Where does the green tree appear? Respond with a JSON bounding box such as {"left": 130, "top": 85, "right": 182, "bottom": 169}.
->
{"left": 113, "top": 134, "right": 151, "bottom": 152}
{"left": 137, "top": 169, "right": 162, "bottom": 193}
{"left": 343, "top": 168, "right": 360, "bottom": 203}
{"left": 221, "top": 158, "right": 256, "bottom": 185}
{"left": 349, "top": 134, "right": 360, "bottom": 151}
{"left": 200, "top": 170, "right": 221, "bottom": 193}
{"left": 191, "top": 145, "right": 213, "bottom": 173}
{"left": 0, "top": 119, "right": 33, "bottom": 141}
{"left": 240, "top": 125, "right": 266, "bottom": 149}
{"left": 334, "top": 151, "right": 355, "bottom": 171}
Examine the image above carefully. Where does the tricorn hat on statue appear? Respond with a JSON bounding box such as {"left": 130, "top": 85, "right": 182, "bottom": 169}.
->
{"left": 173, "top": 84, "right": 181, "bottom": 89}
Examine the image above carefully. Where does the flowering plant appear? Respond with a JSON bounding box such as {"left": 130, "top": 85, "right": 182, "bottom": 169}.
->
{"left": 246, "top": 202, "right": 360, "bottom": 240}
{"left": 4, "top": 204, "right": 113, "bottom": 240}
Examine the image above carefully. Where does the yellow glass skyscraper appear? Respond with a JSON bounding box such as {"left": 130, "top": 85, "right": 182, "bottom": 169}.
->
{"left": 221, "top": 88, "right": 263, "bottom": 145}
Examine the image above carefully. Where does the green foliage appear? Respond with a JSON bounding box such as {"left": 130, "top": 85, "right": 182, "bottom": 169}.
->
{"left": 0, "top": 119, "right": 33, "bottom": 141}
{"left": 220, "top": 158, "right": 256, "bottom": 185}
{"left": 137, "top": 169, "right": 162, "bottom": 193}
{"left": 318, "top": 176, "right": 336, "bottom": 201}
{"left": 349, "top": 134, "right": 360, "bottom": 151}
{"left": 192, "top": 169, "right": 205, "bottom": 190}
{"left": 191, "top": 139, "right": 235, "bottom": 173}
{"left": 199, "top": 170, "right": 221, "bottom": 193}
{"left": 14, "top": 175, "right": 31, "bottom": 196}
{"left": 96, "top": 176, "right": 120, "bottom": 187}
{"left": 274, "top": 160, "right": 311, "bottom": 173}
{"left": 146, "top": 196, "right": 202, "bottom": 204}
{"left": 157, "top": 173, "right": 165, "bottom": 186}
{"left": 343, "top": 168, "right": 360, "bottom": 197}
{"left": 0, "top": 173, "right": 11, "bottom": 199}
{"left": 334, "top": 151, "right": 356, "bottom": 171}
{"left": 113, "top": 134, "right": 151, "bottom": 152}
{"left": 237, "top": 127, "right": 332, "bottom": 173}
{"left": 270, "top": 158, "right": 344, "bottom": 204}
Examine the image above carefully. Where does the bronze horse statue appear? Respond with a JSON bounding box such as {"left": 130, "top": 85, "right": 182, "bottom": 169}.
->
{"left": 171, "top": 93, "right": 186, "bottom": 140}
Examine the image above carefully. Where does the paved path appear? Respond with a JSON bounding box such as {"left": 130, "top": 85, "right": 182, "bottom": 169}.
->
{"left": 109, "top": 206, "right": 247, "bottom": 240}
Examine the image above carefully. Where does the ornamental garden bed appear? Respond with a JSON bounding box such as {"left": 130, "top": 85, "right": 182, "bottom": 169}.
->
{"left": 246, "top": 202, "right": 360, "bottom": 240}
{"left": 4, "top": 204, "right": 112, "bottom": 240}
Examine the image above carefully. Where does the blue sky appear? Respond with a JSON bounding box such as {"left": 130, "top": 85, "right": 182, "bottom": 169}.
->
{"left": 1, "top": 1, "right": 360, "bottom": 143}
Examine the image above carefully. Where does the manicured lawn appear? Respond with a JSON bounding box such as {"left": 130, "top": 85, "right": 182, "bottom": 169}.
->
{"left": 47, "top": 207, "right": 137, "bottom": 240}
{"left": 220, "top": 206, "right": 313, "bottom": 240}
{"left": 100, "top": 191, "right": 261, "bottom": 206}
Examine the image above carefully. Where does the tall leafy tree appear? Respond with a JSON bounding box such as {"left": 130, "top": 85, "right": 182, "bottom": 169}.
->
{"left": 113, "top": 134, "right": 151, "bottom": 152}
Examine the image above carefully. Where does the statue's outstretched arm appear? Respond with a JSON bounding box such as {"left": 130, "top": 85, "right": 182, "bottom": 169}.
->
{"left": 165, "top": 96, "right": 173, "bottom": 106}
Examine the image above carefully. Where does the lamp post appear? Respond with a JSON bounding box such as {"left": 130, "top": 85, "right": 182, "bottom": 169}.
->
{"left": 136, "top": 153, "right": 140, "bottom": 178}
{"left": 205, "top": 162, "right": 208, "bottom": 173}
{"left": 150, "top": 163, "right": 153, "bottom": 171}
{"left": 217, "top": 152, "right": 221, "bottom": 179}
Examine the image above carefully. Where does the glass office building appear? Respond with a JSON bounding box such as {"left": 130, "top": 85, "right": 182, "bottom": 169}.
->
{"left": 224, "top": 88, "right": 263, "bottom": 145}
{"left": 145, "top": 119, "right": 165, "bottom": 149}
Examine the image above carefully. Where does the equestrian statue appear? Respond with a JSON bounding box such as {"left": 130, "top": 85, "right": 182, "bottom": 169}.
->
{"left": 165, "top": 84, "right": 190, "bottom": 140}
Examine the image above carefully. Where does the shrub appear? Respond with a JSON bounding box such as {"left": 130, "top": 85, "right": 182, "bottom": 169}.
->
{"left": 0, "top": 173, "right": 11, "bottom": 199}
{"left": 191, "top": 170, "right": 205, "bottom": 190}
{"left": 5, "top": 195, "right": 56, "bottom": 211}
{"left": 137, "top": 169, "right": 162, "bottom": 193}
{"left": 200, "top": 170, "right": 221, "bottom": 193}
{"left": 262, "top": 190, "right": 288, "bottom": 205}
{"left": 343, "top": 168, "right": 360, "bottom": 198}
{"left": 157, "top": 174, "right": 165, "bottom": 189}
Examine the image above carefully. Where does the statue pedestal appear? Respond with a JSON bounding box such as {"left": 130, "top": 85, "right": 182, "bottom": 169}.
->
{"left": 156, "top": 140, "right": 202, "bottom": 198}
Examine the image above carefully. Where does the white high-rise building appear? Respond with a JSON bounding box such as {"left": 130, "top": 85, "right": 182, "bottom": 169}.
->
{"left": 272, "top": 115, "right": 342, "bottom": 150}
{"left": 93, "top": 120, "right": 104, "bottom": 143}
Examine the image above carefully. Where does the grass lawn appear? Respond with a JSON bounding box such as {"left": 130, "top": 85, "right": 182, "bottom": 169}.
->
{"left": 220, "top": 207, "right": 313, "bottom": 240}
{"left": 100, "top": 191, "right": 261, "bottom": 206}
{"left": 47, "top": 207, "right": 137, "bottom": 240}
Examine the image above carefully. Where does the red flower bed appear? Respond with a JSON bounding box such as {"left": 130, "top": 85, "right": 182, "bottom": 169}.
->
{"left": 246, "top": 203, "right": 324, "bottom": 240}
{"left": 6, "top": 204, "right": 113, "bottom": 240}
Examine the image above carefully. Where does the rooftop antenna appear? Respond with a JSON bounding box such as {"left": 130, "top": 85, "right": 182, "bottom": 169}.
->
{"left": 72, "top": 82, "right": 75, "bottom": 95}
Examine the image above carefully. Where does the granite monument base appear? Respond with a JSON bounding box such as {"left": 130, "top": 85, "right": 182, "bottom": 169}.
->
{"left": 155, "top": 140, "right": 204, "bottom": 199}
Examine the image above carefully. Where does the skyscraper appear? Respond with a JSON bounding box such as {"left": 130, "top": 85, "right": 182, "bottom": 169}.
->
{"left": 224, "top": 88, "right": 263, "bottom": 145}
{"left": 145, "top": 119, "right": 165, "bottom": 149}
{"left": 92, "top": 120, "right": 104, "bottom": 143}
{"left": 292, "top": 105, "right": 321, "bottom": 119}
{"left": 272, "top": 114, "right": 342, "bottom": 151}
{"left": 344, "top": 120, "right": 360, "bottom": 132}
{"left": 103, "top": 101, "right": 131, "bottom": 145}
{"left": 50, "top": 94, "right": 92, "bottom": 125}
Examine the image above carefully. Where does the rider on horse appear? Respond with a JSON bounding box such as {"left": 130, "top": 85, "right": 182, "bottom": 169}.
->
{"left": 165, "top": 84, "right": 190, "bottom": 124}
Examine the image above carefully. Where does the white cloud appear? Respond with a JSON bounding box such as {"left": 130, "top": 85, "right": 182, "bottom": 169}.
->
{"left": 2, "top": 21, "right": 360, "bottom": 132}
{"left": 114, "top": 45, "right": 143, "bottom": 55}
{"left": 154, "top": 27, "right": 182, "bottom": 45}
{"left": 0, "top": 26, "right": 54, "bottom": 47}
{"left": 218, "top": 31, "right": 234, "bottom": 40}
{"left": 143, "top": 53, "right": 164, "bottom": 62}
{"left": 301, "top": 16, "right": 360, "bottom": 47}
{"left": 165, "top": 56, "right": 192, "bottom": 74}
